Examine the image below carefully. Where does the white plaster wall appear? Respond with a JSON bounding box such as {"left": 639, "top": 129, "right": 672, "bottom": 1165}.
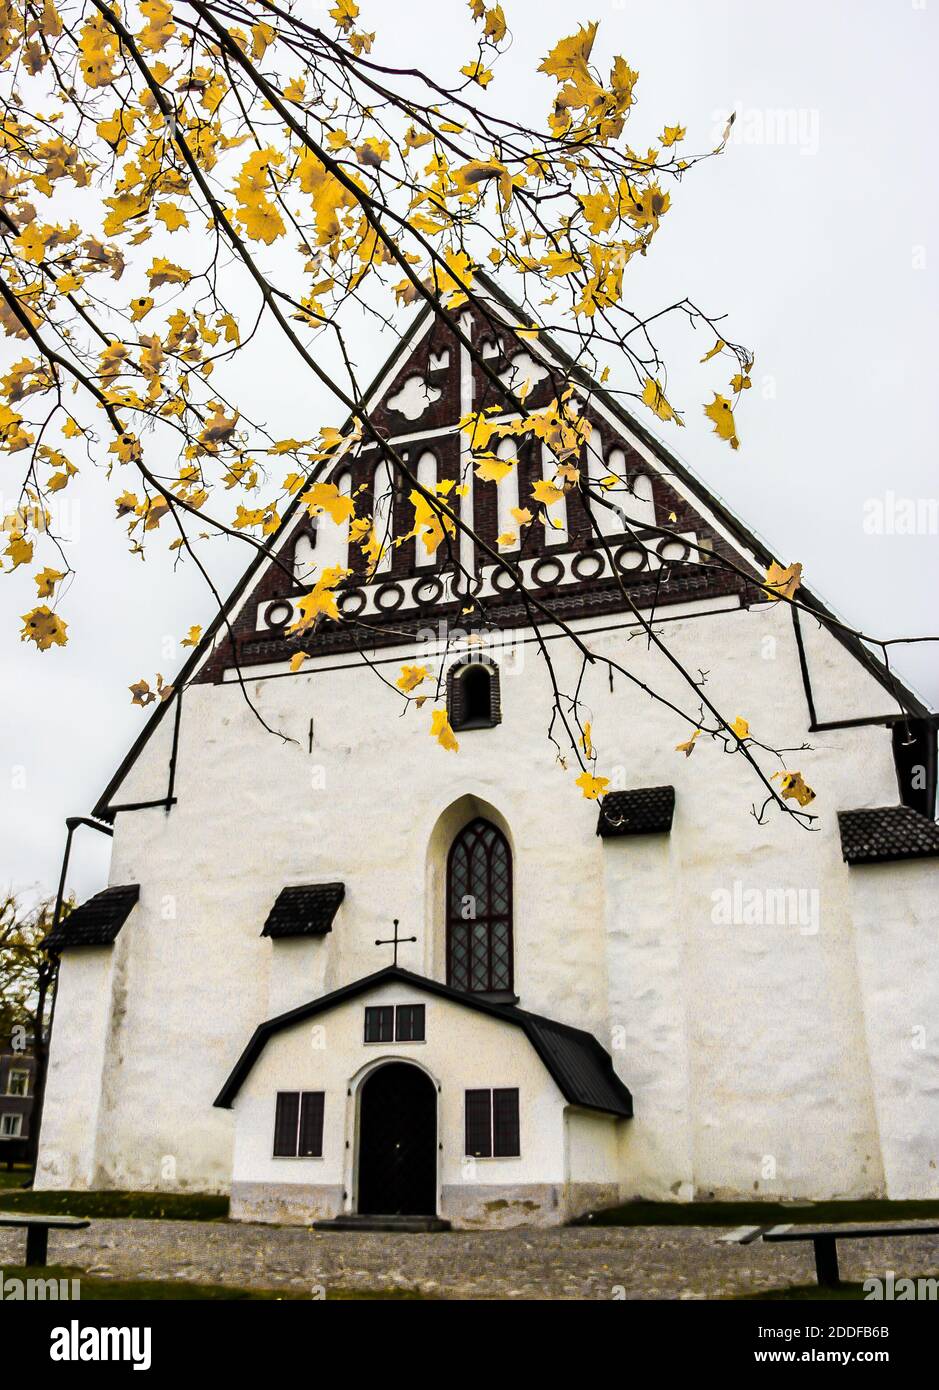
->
{"left": 230, "top": 982, "right": 566, "bottom": 1201}
{"left": 849, "top": 861, "right": 939, "bottom": 1197}
{"left": 36, "top": 596, "right": 939, "bottom": 1207}
{"left": 34, "top": 947, "right": 115, "bottom": 1190}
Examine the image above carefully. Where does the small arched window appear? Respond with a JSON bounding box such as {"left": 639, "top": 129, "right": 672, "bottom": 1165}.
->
{"left": 447, "top": 660, "right": 501, "bottom": 731}
{"left": 447, "top": 818, "right": 513, "bottom": 996}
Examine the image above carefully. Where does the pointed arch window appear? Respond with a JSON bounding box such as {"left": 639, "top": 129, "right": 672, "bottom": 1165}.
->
{"left": 447, "top": 818, "right": 513, "bottom": 996}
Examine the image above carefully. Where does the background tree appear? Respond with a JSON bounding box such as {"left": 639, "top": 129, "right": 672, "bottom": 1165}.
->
{"left": 0, "top": 890, "right": 67, "bottom": 1168}
{"left": 0, "top": 1, "right": 933, "bottom": 825}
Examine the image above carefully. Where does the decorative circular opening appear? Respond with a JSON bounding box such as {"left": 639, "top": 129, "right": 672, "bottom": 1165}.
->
{"left": 413, "top": 576, "right": 443, "bottom": 607}
{"left": 531, "top": 556, "right": 565, "bottom": 588}
{"left": 490, "top": 565, "right": 516, "bottom": 593}
{"left": 657, "top": 539, "right": 688, "bottom": 564}
{"left": 614, "top": 544, "right": 646, "bottom": 573}
{"left": 265, "top": 600, "right": 293, "bottom": 629}
{"left": 374, "top": 582, "right": 405, "bottom": 612}
{"left": 571, "top": 551, "right": 606, "bottom": 581}
{"left": 337, "top": 588, "right": 366, "bottom": 617}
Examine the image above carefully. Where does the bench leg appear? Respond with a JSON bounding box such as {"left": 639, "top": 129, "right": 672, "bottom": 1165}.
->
{"left": 813, "top": 1236, "right": 840, "bottom": 1288}
{"left": 24, "top": 1225, "right": 49, "bottom": 1267}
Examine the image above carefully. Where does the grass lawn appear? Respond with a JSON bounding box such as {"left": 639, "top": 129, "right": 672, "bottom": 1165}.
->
{"left": 579, "top": 1199, "right": 939, "bottom": 1228}
{"left": 0, "top": 1265, "right": 426, "bottom": 1300}
{"left": 0, "top": 1188, "right": 228, "bottom": 1221}
{"left": 0, "top": 1167, "right": 33, "bottom": 1192}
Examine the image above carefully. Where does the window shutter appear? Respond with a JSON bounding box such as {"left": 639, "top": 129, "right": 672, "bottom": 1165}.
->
{"left": 493, "top": 1088, "right": 520, "bottom": 1156}
{"left": 465, "top": 1088, "right": 492, "bottom": 1158}
{"left": 273, "top": 1091, "right": 300, "bottom": 1156}
{"left": 299, "top": 1092, "right": 325, "bottom": 1157}
{"left": 395, "top": 1004, "right": 425, "bottom": 1042}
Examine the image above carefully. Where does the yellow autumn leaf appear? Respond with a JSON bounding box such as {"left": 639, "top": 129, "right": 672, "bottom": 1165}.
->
{"left": 660, "top": 124, "right": 686, "bottom": 147}
{"left": 302, "top": 482, "right": 356, "bottom": 524}
{"left": 511, "top": 506, "right": 534, "bottom": 526}
{"left": 181, "top": 625, "right": 202, "bottom": 648}
{"left": 475, "top": 455, "right": 515, "bottom": 484}
{"left": 699, "top": 339, "right": 725, "bottom": 363}
{"left": 430, "top": 708, "right": 460, "bottom": 752}
{"left": 34, "top": 567, "right": 65, "bottom": 597}
{"left": 4, "top": 533, "right": 34, "bottom": 569}
{"left": 763, "top": 561, "right": 803, "bottom": 602}
{"left": 641, "top": 377, "right": 683, "bottom": 426}
{"left": 156, "top": 202, "right": 189, "bottom": 232}
{"left": 289, "top": 565, "right": 350, "bottom": 630}
{"left": 675, "top": 728, "right": 701, "bottom": 757}
{"left": 129, "top": 678, "right": 155, "bottom": 706}
{"left": 129, "top": 295, "right": 154, "bottom": 322}
{"left": 532, "top": 478, "right": 564, "bottom": 506}
{"left": 20, "top": 605, "right": 68, "bottom": 651}
{"left": 496, "top": 531, "right": 517, "bottom": 547}
{"left": 575, "top": 770, "right": 608, "bottom": 800}
{"left": 148, "top": 258, "right": 191, "bottom": 289}
{"left": 397, "top": 664, "right": 429, "bottom": 692}
{"left": 289, "top": 651, "right": 309, "bottom": 672}
{"left": 773, "top": 770, "right": 816, "bottom": 807}
{"left": 704, "top": 393, "right": 739, "bottom": 449}
{"left": 730, "top": 716, "right": 750, "bottom": 740}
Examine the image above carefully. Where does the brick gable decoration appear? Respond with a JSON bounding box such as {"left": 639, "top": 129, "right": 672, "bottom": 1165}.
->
{"left": 196, "top": 273, "right": 761, "bottom": 683}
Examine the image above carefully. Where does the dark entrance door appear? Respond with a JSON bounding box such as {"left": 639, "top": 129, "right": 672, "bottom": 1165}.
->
{"left": 358, "top": 1063, "right": 437, "bottom": 1216}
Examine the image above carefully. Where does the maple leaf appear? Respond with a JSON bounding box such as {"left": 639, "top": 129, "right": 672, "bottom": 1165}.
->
{"left": 4, "top": 533, "right": 34, "bottom": 570}
{"left": 699, "top": 339, "right": 725, "bottom": 363}
{"left": 641, "top": 377, "right": 683, "bottom": 425}
{"left": 34, "top": 567, "right": 65, "bottom": 597}
{"left": 20, "top": 605, "right": 68, "bottom": 651}
{"left": 539, "top": 24, "right": 598, "bottom": 83}
{"left": 147, "top": 259, "right": 191, "bottom": 289}
{"left": 675, "top": 728, "right": 701, "bottom": 757}
{"left": 773, "top": 770, "right": 816, "bottom": 807}
{"left": 181, "top": 625, "right": 202, "bottom": 648}
{"left": 397, "top": 664, "right": 429, "bottom": 692}
{"left": 129, "top": 679, "right": 155, "bottom": 707}
{"left": 302, "top": 482, "right": 356, "bottom": 525}
{"left": 430, "top": 708, "right": 460, "bottom": 752}
{"left": 763, "top": 561, "right": 803, "bottom": 602}
{"left": 575, "top": 770, "right": 608, "bottom": 800}
{"left": 532, "top": 478, "right": 564, "bottom": 506}
{"left": 288, "top": 565, "right": 350, "bottom": 630}
{"left": 730, "top": 716, "right": 750, "bottom": 740}
{"left": 475, "top": 454, "right": 515, "bottom": 484}
{"left": 289, "top": 651, "right": 309, "bottom": 672}
{"left": 129, "top": 296, "right": 154, "bottom": 322}
{"left": 704, "top": 393, "right": 739, "bottom": 449}
{"left": 660, "top": 124, "right": 686, "bottom": 147}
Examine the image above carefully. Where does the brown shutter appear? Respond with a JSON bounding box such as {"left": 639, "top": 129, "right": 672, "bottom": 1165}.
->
{"left": 465, "top": 1089, "right": 492, "bottom": 1157}
{"left": 273, "top": 1091, "right": 300, "bottom": 1156}
{"left": 493, "top": 1088, "right": 520, "bottom": 1156}
{"left": 299, "top": 1092, "right": 325, "bottom": 1157}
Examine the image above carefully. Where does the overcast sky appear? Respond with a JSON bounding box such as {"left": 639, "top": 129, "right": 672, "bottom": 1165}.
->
{"left": 2, "top": 0, "right": 937, "bottom": 904}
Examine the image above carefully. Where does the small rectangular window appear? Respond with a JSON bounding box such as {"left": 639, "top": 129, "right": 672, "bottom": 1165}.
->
{"left": 6, "top": 1070, "right": 29, "bottom": 1098}
{"left": 465, "top": 1088, "right": 520, "bottom": 1158}
{"left": 273, "top": 1091, "right": 324, "bottom": 1157}
{"left": 364, "top": 1006, "right": 394, "bottom": 1043}
{"left": 395, "top": 1004, "right": 425, "bottom": 1042}
{"left": 1, "top": 1113, "right": 24, "bottom": 1138}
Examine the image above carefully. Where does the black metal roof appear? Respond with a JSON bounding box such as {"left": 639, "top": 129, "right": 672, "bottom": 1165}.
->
{"left": 43, "top": 884, "right": 140, "bottom": 951}
{"left": 838, "top": 806, "right": 939, "bottom": 865}
{"left": 597, "top": 786, "right": 675, "bottom": 838}
{"left": 261, "top": 883, "right": 345, "bottom": 938}
{"left": 214, "top": 965, "right": 633, "bottom": 1118}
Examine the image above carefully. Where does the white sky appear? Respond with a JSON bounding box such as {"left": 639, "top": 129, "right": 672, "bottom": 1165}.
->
{"left": 1, "top": 0, "right": 937, "bottom": 903}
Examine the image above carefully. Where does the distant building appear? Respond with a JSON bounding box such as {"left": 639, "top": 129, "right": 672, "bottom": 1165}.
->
{"left": 0, "top": 1038, "right": 36, "bottom": 1166}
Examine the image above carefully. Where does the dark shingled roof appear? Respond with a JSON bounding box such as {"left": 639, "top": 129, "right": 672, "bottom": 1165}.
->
{"left": 597, "top": 786, "right": 675, "bottom": 838}
{"left": 215, "top": 965, "right": 633, "bottom": 1118}
{"left": 43, "top": 884, "right": 139, "bottom": 951}
{"left": 838, "top": 806, "right": 939, "bottom": 865}
{"left": 261, "top": 883, "right": 345, "bottom": 938}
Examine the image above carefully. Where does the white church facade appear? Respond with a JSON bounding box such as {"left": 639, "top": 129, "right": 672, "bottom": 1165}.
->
{"left": 35, "top": 278, "right": 939, "bottom": 1228}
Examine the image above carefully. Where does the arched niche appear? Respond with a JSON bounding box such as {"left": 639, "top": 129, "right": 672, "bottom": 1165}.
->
{"left": 423, "top": 794, "right": 515, "bottom": 990}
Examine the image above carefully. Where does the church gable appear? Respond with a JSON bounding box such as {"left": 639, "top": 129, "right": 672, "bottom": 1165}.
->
{"left": 195, "top": 275, "right": 764, "bottom": 683}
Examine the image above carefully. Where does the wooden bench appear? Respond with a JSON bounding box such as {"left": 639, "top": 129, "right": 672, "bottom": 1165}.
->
{"left": 0, "top": 1213, "right": 90, "bottom": 1268}
{"left": 762, "top": 1223, "right": 939, "bottom": 1288}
